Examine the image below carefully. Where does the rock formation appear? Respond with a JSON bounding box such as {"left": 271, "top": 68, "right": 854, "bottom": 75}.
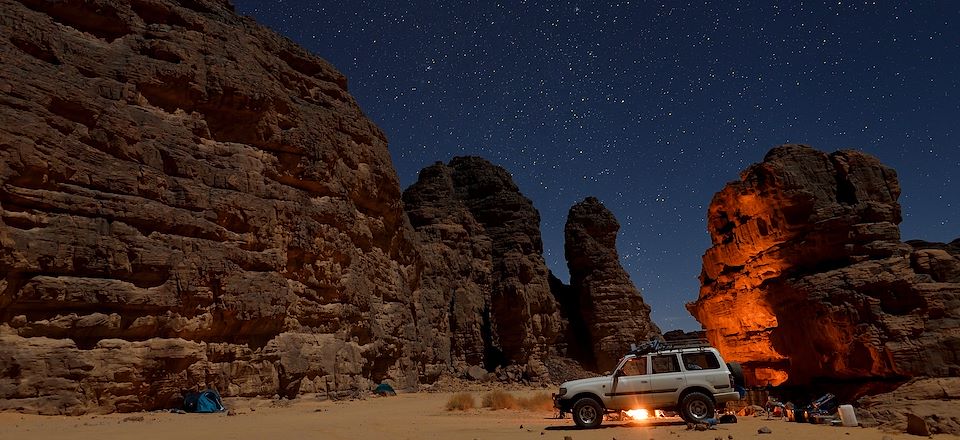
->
{"left": 687, "top": 144, "right": 960, "bottom": 387}
{"left": 402, "top": 157, "right": 564, "bottom": 378}
{"left": 560, "top": 197, "right": 660, "bottom": 371}
{"left": 0, "top": 0, "right": 670, "bottom": 414}
{"left": 856, "top": 377, "right": 960, "bottom": 436}
{"left": 1, "top": 0, "right": 421, "bottom": 414}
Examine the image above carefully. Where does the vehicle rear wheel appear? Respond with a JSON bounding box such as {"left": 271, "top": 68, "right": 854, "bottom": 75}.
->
{"left": 679, "top": 392, "right": 715, "bottom": 424}
{"left": 572, "top": 397, "right": 603, "bottom": 428}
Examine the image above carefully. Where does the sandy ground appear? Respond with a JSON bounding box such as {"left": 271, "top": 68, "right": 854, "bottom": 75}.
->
{"left": 1, "top": 390, "right": 957, "bottom": 440}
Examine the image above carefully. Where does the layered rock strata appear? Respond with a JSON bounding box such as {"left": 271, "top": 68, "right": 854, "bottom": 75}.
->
{"left": 1, "top": 0, "right": 419, "bottom": 413}
{"left": 0, "top": 0, "right": 671, "bottom": 414}
{"left": 857, "top": 377, "right": 960, "bottom": 436}
{"left": 402, "top": 157, "right": 564, "bottom": 378}
{"left": 561, "top": 197, "right": 661, "bottom": 371}
{"left": 687, "top": 145, "right": 960, "bottom": 387}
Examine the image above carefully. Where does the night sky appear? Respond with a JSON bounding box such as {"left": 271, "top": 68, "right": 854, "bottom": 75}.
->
{"left": 233, "top": 1, "right": 959, "bottom": 331}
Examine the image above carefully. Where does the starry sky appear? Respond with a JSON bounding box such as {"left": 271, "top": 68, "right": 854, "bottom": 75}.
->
{"left": 233, "top": 1, "right": 959, "bottom": 331}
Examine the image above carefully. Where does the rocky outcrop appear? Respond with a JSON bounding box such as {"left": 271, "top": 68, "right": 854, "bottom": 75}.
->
{"left": 687, "top": 145, "right": 960, "bottom": 387}
{"left": 1, "top": 0, "right": 420, "bottom": 413}
{"left": 402, "top": 157, "right": 564, "bottom": 379}
{"left": 857, "top": 377, "right": 960, "bottom": 436}
{"left": 561, "top": 197, "right": 660, "bottom": 371}
{"left": 401, "top": 161, "right": 492, "bottom": 378}
{"left": 0, "top": 0, "right": 672, "bottom": 414}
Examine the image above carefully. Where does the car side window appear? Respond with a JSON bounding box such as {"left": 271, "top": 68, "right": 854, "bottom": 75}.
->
{"left": 681, "top": 352, "right": 721, "bottom": 371}
{"left": 619, "top": 357, "right": 647, "bottom": 376}
{"left": 651, "top": 354, "right": 680, "bottom": 374}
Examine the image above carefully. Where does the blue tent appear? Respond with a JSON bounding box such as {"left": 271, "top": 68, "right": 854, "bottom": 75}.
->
{"left": 182, "top": 389, "right": 226, "bottom": 413}
{"left": 374, "top": 383, "right": 396, "bottom": 396}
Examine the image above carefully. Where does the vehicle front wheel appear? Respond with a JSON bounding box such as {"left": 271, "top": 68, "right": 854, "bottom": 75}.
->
{"left": 572, "top": 397, "right": 603, "bottom": 428}
{"left": 679, "top": 392, "right": 715, "bottom": 423}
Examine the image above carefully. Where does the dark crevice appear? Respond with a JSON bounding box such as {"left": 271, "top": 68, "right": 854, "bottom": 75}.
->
{"left": 549, "top": 272, "right": 596, "bottom": 370}
{"left": 10, "top": 35, "right": 61, "bottom": 65}
{"left": 720, "top": 264, "right": 744, "bottom": 275}
{"left": 873, "top": 283, "right": 925, "bottom": 316}
{"left": 756, "top": 217, "right": 769, "bottom": 236}
{"left": 781, "top": 203, "right": 812, "bottom": 225}
{"left": 267, "top": 173, "right": 335, "bottom": 197}
{"left": 126, "top": 266, "right": 171, "bottom": 289}
{"left": 480, "top": 306, "right": 506, "bottom": 372}
{"left": 130, "top": 0, "right": 189, "bottom": 27}
{"left": 47, "top": 96, "right": 98, "bottom": 127}
{"left": 136, "top": 74, "right": 199, "bottom": 114}
{"left": 215, "top": 210, "right": 252, "bottom": 234}
{"left": 178, "top": 0, "right": 216, "bottom": 14}
{"left": 76, "top": 64, "right": 99, "bottom": 78}
{"left": 0, "top": 202, "right": 44, "bottom": 229}
{"left": 278, "top": 49, "right": 347, "bottom": 89}
{"left": 0, "top": 272, "right": 35, "bottom": 311}
{"left": 138, "top": 42, "right": 183, "bottom": 64}
{"left": 836, "top": 173, "right": 858, "bottom": 205}
{"left": 78, "top": 128, "right": 132, "bottom": 161}
{"left": 20, "top": 0, "right": 133, "bottom": 42}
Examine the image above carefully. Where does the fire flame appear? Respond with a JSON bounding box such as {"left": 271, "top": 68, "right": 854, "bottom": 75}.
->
{"left": 625, "top": 409, "right": 666, "bottom": 420}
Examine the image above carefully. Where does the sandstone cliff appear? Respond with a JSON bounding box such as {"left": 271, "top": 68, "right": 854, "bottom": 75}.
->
{"left": 402, "top": 157, "right": 564, "bottom": 379}
{"left": 0, "top": 0, "right": 671, "bottom": 414}
{"left": 687, "top": 145, "right": 960, "bottom": 387}
{"left": 561, "top": 197, "right": 661, "bottom": 371}
{"left": 1, "top": 0, "right": 420, "bottom": 413}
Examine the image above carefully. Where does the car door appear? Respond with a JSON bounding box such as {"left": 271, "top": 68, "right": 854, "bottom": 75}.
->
{"left": 607, "top": 356, "right": 652, "bottom": 410}
{"left": 648, "top": 353, "right": 685, "bottom": 407}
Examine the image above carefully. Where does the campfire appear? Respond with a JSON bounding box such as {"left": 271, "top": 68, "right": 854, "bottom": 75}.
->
{"left": 624, "top": 409, "right": 666, "bottom": 420}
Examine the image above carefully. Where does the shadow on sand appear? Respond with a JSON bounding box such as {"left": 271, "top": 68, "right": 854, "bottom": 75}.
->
{"left": 544, "top": 419, "right": 688, "bottom": 431}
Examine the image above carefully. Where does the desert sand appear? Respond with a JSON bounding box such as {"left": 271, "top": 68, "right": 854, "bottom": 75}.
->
{"left": 1, "top": 389, "right": 956, "bottom": 440}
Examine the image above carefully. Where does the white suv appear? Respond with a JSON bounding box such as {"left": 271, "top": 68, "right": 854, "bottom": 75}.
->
{"left": 553, "top": 341, "right": 743, "bottom": 428}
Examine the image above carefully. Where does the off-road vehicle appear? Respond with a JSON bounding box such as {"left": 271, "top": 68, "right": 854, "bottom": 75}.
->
{"left": 553, "top": 340, "right": 744, "bottom": 428}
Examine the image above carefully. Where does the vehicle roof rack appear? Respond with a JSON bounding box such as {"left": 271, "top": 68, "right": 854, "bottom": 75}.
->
{"left": 627, "top": 338, "right": 712, "bottom": 356}
{"left": 628, "top": 340, "right": 664, "bottom": 356}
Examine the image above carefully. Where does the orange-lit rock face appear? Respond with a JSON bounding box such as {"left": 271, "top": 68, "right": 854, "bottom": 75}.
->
{"left": 688, "top": 145, "right": 960, "bottom": 388}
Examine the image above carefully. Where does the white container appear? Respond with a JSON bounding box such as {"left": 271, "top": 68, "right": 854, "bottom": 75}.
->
{"left": 838, "top": 404, "right": 858, "bottom": 427}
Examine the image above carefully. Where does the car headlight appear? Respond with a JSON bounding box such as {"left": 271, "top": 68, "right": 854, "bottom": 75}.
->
{"left": 558, "top": 387, "right": 567, "bottom": 397}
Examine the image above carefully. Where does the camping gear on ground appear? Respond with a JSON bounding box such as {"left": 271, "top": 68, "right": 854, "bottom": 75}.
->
{"left": 790, "top": 392, "right": 837, "bottom": 423}
{"left": 374, "top": 383, "right": 397, "bottom": 396}
{"left": 809, "top": 392, "right": 838, "bottom": 414}
{"left": 838, "top": 404, "right": 858, "bottom": 427}
{"left": 764, "top": 397, "right": 786, "bottom": 420}
{"left": 182, "top": 389, "right": 226, "bottom": 413}
{"left": 809, "top": 413, "right": 834, "bottom": 424}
